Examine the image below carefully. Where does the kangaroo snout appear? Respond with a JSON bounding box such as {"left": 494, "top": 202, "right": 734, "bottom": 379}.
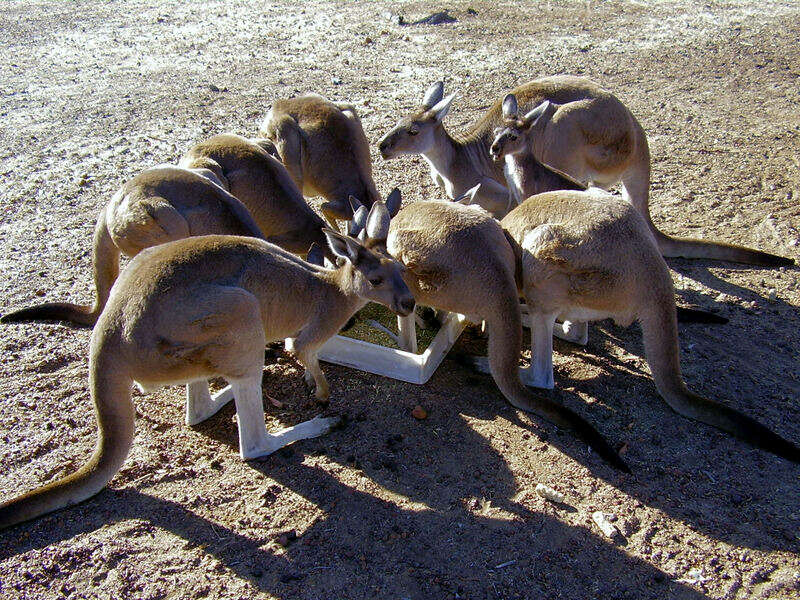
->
{"left": 489, "top": 141, "right": 503, "bottom": 161}
{"left": 395, "top": 296, "right": 416, "bottom": 317}
{"left": 378, "top": 135, "right": 395, "bottom": 160}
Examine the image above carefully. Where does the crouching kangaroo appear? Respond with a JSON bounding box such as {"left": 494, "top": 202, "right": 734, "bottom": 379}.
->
{"left": 259, "top": 94, "right": 381, "bottom": 225}
{"left": 499, "top": 188, "right": 799, "bottom": 464}
{"left": 380, "top": 77, "right": 793, "bottom": 266}
{"left": 0, "top": 205, "right": 415, "bottom": 529}
{"left": 359, "top": 194, "right": 628, "bottom": 472}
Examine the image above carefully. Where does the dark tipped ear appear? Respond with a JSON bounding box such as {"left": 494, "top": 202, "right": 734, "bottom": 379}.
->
{"left": 323, "top": 228, "right": 362, "bottom": 263}
{"left": 365, "top": 201, "right": 390, "bottom": 241}
{"left": 306, "top": 242, "right": 325, "bottom": 266}
{"left": 422, "top": 81, "right": 444, "bottom": 109}
{"left": 523, "top": 100, "right": 552, "bottom": 128}
{"left": 348, "top": 195, "right": 363, "bottom": 215}
{"left": 455, "top": 184, "right": 481, "bottom": 205}
{"left": 385, "top": 187, "right": 402, "bottom": 218}
{"left": 502, "top": 94, "right": 518, "bottom": 119}
{"left": 348, "top": 204, "right": 368, "bottom": 237}
{"left": 429, "top": 93, "right": 456, "bottom": 122}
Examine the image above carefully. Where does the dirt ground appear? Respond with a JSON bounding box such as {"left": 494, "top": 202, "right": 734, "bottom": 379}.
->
{"left": 1, "top": 1, "right": 799, "bottom": 598}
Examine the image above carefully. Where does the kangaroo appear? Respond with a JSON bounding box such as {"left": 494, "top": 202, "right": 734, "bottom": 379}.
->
{"left": 379, "top": 76, "right": 793, "bottom": 266}
{"left": 0, "top": 165, "right": 270, "bottom": 327}
{"left": 179, "top": 133, "right": 333, "bottom": 256}
{"left": 354, "top": 192, "right": 628, "bottom": 471}
{"left": 496, "top": 188, "right": 799, "bottom": 464}
{"left": 0, "top": 204, "right": 415, "bottom": 529}
{"left": 259, "top": 94, "right": 381, "bottom": 225}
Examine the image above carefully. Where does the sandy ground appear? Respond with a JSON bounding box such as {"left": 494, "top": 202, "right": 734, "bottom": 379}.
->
{"left": 1, "top": 1, "right": 799, "bottom": 599}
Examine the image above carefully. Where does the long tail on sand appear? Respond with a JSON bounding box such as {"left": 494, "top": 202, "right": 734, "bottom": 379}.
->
{"left": 675, "top": 307, "right": 727, "bottom": 324}
{"left": 1, "top": 302, "right": 97, "bottom": 327}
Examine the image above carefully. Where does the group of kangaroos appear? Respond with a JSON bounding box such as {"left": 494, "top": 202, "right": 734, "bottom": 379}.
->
{"left": 1, "top": 74, "right": 797, "bottom": 529}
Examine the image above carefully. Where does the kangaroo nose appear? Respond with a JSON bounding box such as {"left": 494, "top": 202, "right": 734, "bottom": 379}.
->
{"left": 400, "top": 297, "right": 416, "bottom": 314}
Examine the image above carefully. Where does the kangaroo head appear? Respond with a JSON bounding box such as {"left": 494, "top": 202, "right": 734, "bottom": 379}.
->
{"left": 378, "top": 81, "right": 456, "bottom": 159}
{"left": 323, "top": 201, "right": 415, "bottom": 316}
{"left": 489, "top": 95, "right": 552, "bottom": 161}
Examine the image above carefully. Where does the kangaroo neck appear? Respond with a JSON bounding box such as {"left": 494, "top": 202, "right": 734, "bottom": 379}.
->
{"left": 318, "top": 263, "right": 367, "bottom": 325}
{"left": 421, "top": 124, "right": 498, "bottom": 196}
{"left": 507, "top": 151, "right": 586, "bottom": 198}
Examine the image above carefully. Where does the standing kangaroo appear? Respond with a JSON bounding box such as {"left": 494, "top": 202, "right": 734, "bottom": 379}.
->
{"left": 359, "top": 194, "right": 629, "bottom": 472}
{"left": 497, "top": 188, "right": 799, "bottom": 464}
{"left": 259, "top": 94, "right": 381, "bottom": 225}
{"left": 0, "top": 204, "right": 415, "bottom": 529}
{"left": 379, "top": 76, "right": 793, "bottom": 266}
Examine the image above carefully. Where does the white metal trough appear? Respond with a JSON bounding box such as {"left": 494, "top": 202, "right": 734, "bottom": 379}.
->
{"left": 317, "top": 310, "right": 468, "bottom": 384}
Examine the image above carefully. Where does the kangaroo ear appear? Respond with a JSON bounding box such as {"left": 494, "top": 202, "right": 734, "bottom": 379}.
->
{"left": 422, "top": 81, "right": 444, "bottom": 109}
{"left": 348, "top": 204, "right": 369, "bottom": 237}
{"left": 306, "top": 242, "right": 325, "bottom": 266}
{"left": 348, "top": 195, "right": 363, "bottom": 215}
{"left": 385, "top": 187, "right": 402, "bottom": 218}
{"left": 502, "top": 94, "right": 518, "bottom": 119}
{"left": 429, "top": 93, "right": 456, "bottom": 122}
{"left": 323, "top": 228, "right": 362, "bottom": 263}
{"left": 455, "top": 184, "right": 482, "bottom": 205}
{"left": 523, "top": 100, "right": 552, "bottom": 128}
{"left": 365, "top": 201, "right": 391, "bottom": 241}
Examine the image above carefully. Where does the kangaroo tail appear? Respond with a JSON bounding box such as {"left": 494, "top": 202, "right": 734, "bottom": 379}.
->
{"left": 485, "top": 296, "right": 629, "bottom": 472}
{"left": 640, "top": 299, "right": 800, "bottom": 463}
{"left": 675, "top": 306, "right": 728, "bottom": 324}
{"left": 622, "top": 122, "right": 792, "bottom": 268}
{"left": 1, "top": 301, "right": 97, "bottom": 327}
{"left": 0, "top": 333, "right": 134, "bottom": 529}
{"left": 1, "top": 208, "right": 119, "bottom": 328}
{"left": 652, "top": 229, "right": 793, "bottom": 267}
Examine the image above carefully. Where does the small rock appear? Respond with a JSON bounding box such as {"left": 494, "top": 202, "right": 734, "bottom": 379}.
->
{"left": 331, "top": 77, "right": 343, "bottom": 85}
{"left": 592, "top": 511, "right": 622, "bottom": 540}
{"left": 363, "top": 37, "right": 373, "bottom": 45}
{"left": 767, "top": 288, "right": 777, "bottom": 301}
{"left": 208, "top": 84, "right": 220, "bottom": 92}
{"left": 535, "top": 483, "right": 565, "bottom": 503}
{"left": 275, "top": 529, "right": 297, "bottom": 547}
{"left": 411, "top": 405, "right": 428, "bottom": 420}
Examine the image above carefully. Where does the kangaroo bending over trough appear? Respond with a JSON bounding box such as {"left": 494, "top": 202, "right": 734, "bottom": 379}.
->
{"left": 371, "top": 195, "right": 628, "bottom": 472}
{"left": 379, "top": 76, "right": 793, "bottom": 266}
{"left": 2, "top": 134, "right": 337, "bottom": 328}
{"left": 0, "top": 204, "right": 415, "bottom": 529}
{"left": 1, "top": 165, "right": 268, "bottom": 327}
{"left": 498, "top": 188, "right": 799, "bottom": 464}
{"left": 179, "top": 133, "right": 333, "bottom": 258}
{"left": 260, "top": 94, "right": 381, "bottom": 225}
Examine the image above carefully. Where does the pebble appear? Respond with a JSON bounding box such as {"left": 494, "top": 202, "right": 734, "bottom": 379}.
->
{"left": 535, "top": 483, "right": 565, "bottom": 503}
{"left": 275, "top": 529, "right": 297, "bottom": 547}
{"left": 592, "top": 511, "right": 621, "bottom": 539}
{"left": 411, "top": 405, "right": 428, "bottom": 420}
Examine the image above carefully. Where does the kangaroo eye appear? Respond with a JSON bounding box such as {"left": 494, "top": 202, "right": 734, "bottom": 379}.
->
{"left": 369, "top": 277, "right": 384, "bottom": 286}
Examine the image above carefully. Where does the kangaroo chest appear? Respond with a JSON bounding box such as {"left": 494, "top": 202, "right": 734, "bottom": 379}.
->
{"left": 422, "top": 156, "right": 456, "bottom": 199}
